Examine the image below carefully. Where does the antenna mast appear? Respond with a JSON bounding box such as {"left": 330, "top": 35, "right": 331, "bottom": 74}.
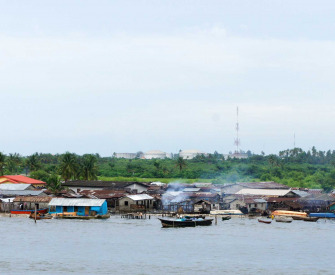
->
{"left": 234, "top": 106, "right": 240, "bottom": 153}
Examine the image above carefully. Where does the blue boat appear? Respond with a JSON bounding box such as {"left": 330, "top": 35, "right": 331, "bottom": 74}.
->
{"left": 309, "top": 213, "right": 335, "bottom": 218}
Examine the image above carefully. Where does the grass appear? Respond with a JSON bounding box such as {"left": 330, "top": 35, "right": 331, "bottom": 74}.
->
{"left": 97, "top": 176, "right": 214, "bottom": 184}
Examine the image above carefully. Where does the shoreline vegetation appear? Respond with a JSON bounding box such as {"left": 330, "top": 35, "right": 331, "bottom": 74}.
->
{"left": 0, "top": 147, "right": 335, "bottom": 191}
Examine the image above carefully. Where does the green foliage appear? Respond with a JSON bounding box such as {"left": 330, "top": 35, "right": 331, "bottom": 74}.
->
{"left": 30, "top": 170, "right": 50, "bottom": 182}
{"left": 81, "top": 154, "right": 98, "bottom": 180}
{"left": 0, "top": 152, "right": 6, "bottom": 176}
{"left": 1, "top": 147, "right": 335, "bottom": 192}
{"left": 47, "top": 174, "right": 64, "bottom": 195}
{"left": 59, "top": 152, "right": 79, "bottom": 181}
{"left": 26, "top": 153, "right": 42, "bottom": 172}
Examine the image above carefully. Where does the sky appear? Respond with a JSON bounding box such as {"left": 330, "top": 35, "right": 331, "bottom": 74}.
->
{"left": 1, "top": 0, "right": 335, "bottom": 156}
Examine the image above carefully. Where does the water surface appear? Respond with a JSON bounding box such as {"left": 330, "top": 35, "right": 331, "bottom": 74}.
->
{"left": 0, "top": 216, "right": 334, "bottom": 274}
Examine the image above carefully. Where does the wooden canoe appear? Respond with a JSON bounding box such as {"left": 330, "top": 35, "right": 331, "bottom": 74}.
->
{"left": 258, "top": 219, "right": 271, "bottom": 224}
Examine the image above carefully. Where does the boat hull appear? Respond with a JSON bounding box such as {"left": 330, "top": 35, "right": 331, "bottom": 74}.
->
{"left": 159, "top": 218, "right": 213, "bottom": 228}
{"left": 258, "top": 219, "right": 271, "bottom": 224}
{"left": 292, "top": 216, "right": 319, "bottom": 222}
{"left": 271, "top": 210, "right": 307, "bottom": 218}
{"left": 275, "top": 216, "right": 293, "bottom": 223}
{"left": 11, "top": 208, "right": 48, "bottom": 215}
{"left": 309, "top": 213, "right": 335, "bottom": 219}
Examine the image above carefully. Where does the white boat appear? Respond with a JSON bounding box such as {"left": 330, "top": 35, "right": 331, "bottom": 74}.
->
{"left": 275, "top": 216, "right": 293, "bottom": 223}
{"left": 210, "top": 210, "right": 244, "bottom": 215}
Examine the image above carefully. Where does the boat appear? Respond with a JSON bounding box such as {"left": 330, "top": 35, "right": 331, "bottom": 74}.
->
{"left": 271, "top": 210, "right": 307, "bottom": 218}
{"left": 158, "top": 216, "right": 213, "bottom": 228}
{"left": 258, "top": 219, "right": 271, "bottom": 224}
{"left": 222, "top": 216, "right": 231, "bottom": 221}
{"left": 29, "top": 213, "right": 53, "bottom": 220}
{"left": 210, "top": 210, "right": 244, "bottom": 215}
{"left": 309, "top": 213, "right": 335, "bottom": 219}
{"left": 275, "top": 216, "right": 293, "bottom": 223}
{"left": 292, "top": 216, "right": 319, "bottom": 222}
{"left": 11, "top": 208, "right": 48, "bottom": 215}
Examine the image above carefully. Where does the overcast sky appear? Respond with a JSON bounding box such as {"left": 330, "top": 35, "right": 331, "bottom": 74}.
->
{"left": 1, "top": 0, "right": 335, "bottom": 156}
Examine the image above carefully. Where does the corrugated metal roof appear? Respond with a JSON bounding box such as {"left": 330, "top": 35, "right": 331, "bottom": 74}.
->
{"left": 0, "top": 190, "right": 45, "bottom": 196}
{"left": 237, "top": 181, "right": 289, "bottom": 189}
{"left": 49, "top": 198, "right": 106, "bottom": 206}
{"left": 235, "top": 189, "right": 292, "bottom": 196}
{"left": 291, "top": 190, "right": 309, "bottom": 197}
{"left": 126, "top": 194, "right": 154, "bottom": 201}
{"left": 0, "top": 184, "right": 32, "bottom": 191}
{"left": 13, "top": 196, "right": 52, "bottom": 203}
{"left": 183, "top": 188, "right": 201, "bottom": 192}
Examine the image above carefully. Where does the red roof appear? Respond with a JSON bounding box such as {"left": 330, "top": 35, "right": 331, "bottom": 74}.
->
{"left": 1, "top": 175, "right": 46, "bottom": 185}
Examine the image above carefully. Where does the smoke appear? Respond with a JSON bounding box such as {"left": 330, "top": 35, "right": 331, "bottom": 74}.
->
{"left": 161, "top": 181, "right": 191, "bottom": 208}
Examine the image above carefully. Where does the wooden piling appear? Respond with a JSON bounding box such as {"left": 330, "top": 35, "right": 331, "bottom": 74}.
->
{"left": 34, "top": 204, "right": 37, "bottom": 223}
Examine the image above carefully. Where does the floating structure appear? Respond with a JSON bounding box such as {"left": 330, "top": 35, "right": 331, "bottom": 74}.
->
{"left": 48, "top": 198, "right": 109, "bottom": 219}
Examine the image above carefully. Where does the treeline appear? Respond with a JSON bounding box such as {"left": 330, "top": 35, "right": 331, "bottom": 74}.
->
{"left": 1, "top": 147, "right": 335, "bottom": 191}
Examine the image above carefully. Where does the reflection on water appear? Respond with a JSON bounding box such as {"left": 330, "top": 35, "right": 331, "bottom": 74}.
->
{"left": 0, "top": 216, "right": 334, "bottom": 274}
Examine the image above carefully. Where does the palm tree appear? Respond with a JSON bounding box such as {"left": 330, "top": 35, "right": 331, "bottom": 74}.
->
{"left": 0, "top": 152, "right": 6, "bottom": 176}
{"left": 47, "top": 174, "right": 64, "bottom": 195}
{"left": 7, "top": 153, "right": 21, "bottom": 174}
{"left": 27, "top": 153, "right": 41, "bottom": 172}
{"left": 81, "top": 154, "right": 98, "bottom": 180}
{"left": 59, "top": 152, "right": 79, "bottom": 181}
{"left": 175, "top": 157, "right": 187, "bottom": 172}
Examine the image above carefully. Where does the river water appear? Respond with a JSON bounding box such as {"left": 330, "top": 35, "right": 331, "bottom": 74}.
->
{"left": 0, "top": 216, "right": 334, "bottom": 274}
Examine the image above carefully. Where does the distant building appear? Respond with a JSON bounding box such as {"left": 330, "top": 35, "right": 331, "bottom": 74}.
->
{"left": 114, "top": 153, "right": 137, "bottom": 159}
{"left": 223, "top": 152, "right": 248, "bottom": 160}
{"left": 179, "top": 149, "right": 207, "bottom": 159}
{"left": 144, "top": 150, "right": 169, "bottom": 159}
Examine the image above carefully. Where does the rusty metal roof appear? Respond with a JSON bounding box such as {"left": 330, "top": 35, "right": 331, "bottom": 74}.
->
{"left": 13, "top": 196, "right": 52, "bottom": 203}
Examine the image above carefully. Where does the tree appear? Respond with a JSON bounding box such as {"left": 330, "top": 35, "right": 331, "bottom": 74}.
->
{"left": 26, "top": 153, "right": 41, "bottom": 172}
{"left": 47, "top": 174, "right": 64, "bottom": 195}
{"left": 7, "top": 153, "right": 21, "bottom": 174}
{"left": 81, "top": 154, "right": 98, "bottom": 180}
{"left": 59, "top": 152, "right": 79, "bottom": 181}
{"left": 30, "top": 170, "right": 50, "bottom": 182}
{"left": 0, "top": 152, "right": 6, "bottom": 176}
{"left": 175, "top": 157, "right": 187, "bottom": 172}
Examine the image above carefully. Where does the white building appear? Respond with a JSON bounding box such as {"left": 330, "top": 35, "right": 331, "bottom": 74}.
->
{"left": 144, "top": 150, "right": 169, "bottom": 159}
{"left": 179, "top": 149, "right": 207, "bottom": 159}
{"left": 114, "top": 153, "right": 137, "bottom": 159}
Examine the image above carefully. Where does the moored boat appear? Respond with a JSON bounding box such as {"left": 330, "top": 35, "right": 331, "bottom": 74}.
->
{"left": 222, "top": 216, "right": 231, "bottom": 221}
{"left": 309, "top": 213, "right": 335, "bottom": 219}
{"left": 11, "top": 208, "right": 48, "bottom": 215}
{"left": 292, "top": 216, "right": 319, "bottom": 222}
{"left": 29, "top": 213, "right": 53, "bottom": 220}
{"left": 159, "top": 216, "right": 213, "bottom": 228}
{"left": 275, "top": 216, "right": 293, "bottom": 223}
{"left": 271, "top": 210, "right": 307, "bottom": 218}
{"left": 258, "top": 219, "right": 271, "bottom": 224}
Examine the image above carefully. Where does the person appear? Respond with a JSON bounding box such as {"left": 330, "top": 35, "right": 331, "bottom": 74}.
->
{"left": 20, "top": 203, "right": 23, "bottom": 210}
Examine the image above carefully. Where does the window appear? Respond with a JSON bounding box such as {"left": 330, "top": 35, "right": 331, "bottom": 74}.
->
{"left": 255, "top": 204, "right": 258, "bottom": 207}
{"left": 125, "top": 201, "right": 128, "bottom": 206}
